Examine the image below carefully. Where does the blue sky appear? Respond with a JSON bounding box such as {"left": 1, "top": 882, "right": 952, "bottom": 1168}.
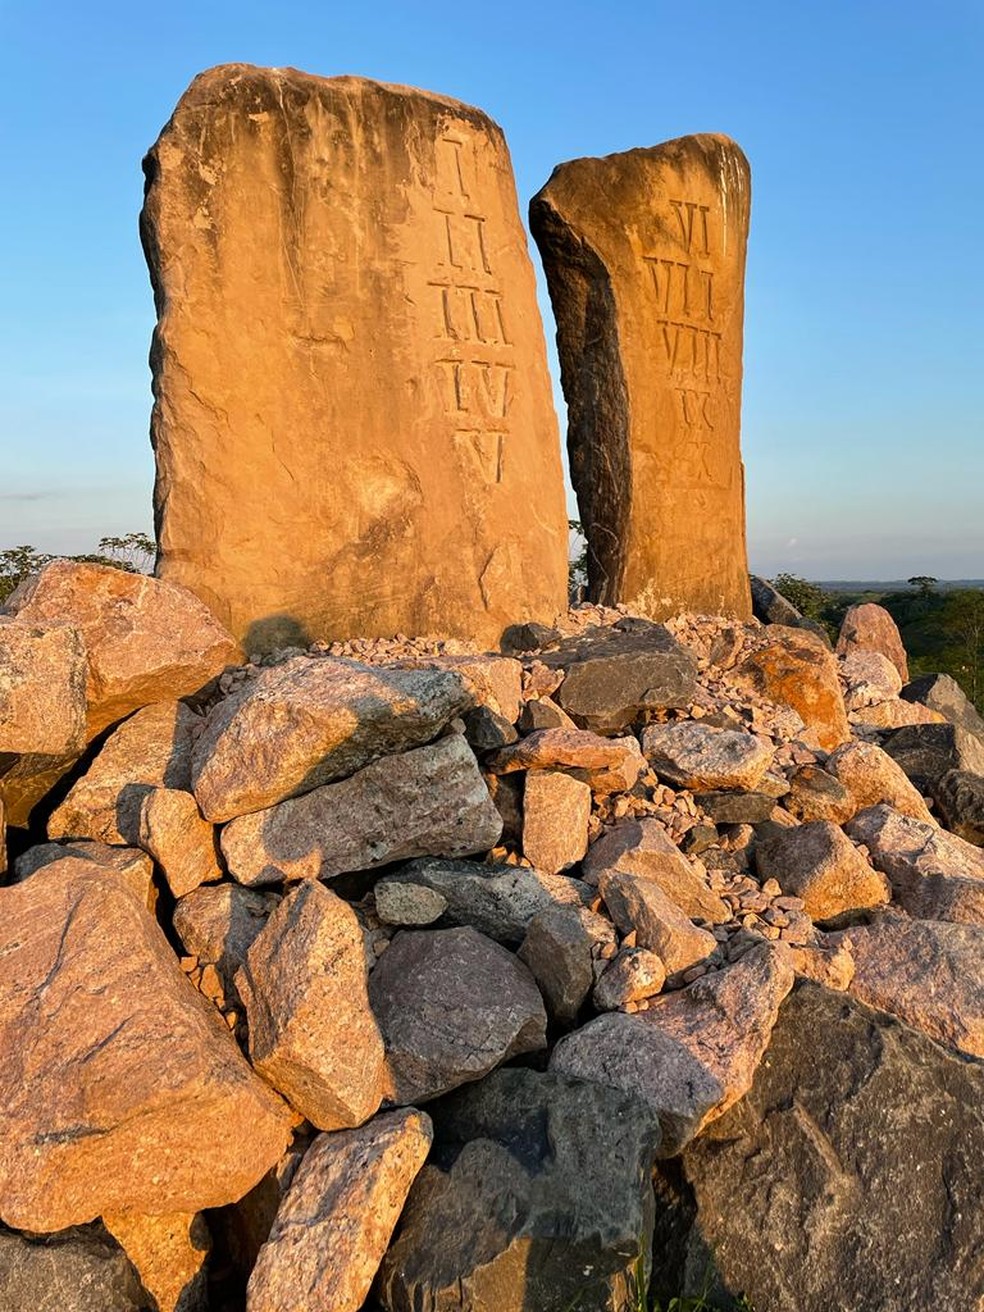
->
{"left": 1, "top": 0, "right": 982, "bottom": 579}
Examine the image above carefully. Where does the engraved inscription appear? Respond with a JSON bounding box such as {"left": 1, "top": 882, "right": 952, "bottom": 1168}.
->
{"left": 454, "top": 430, "right": 505, "bottom": 484}
{"left": 429, "top": 283, "right": 511, "bottom": 345}
{"left": 670, "top": 199, "right": 710, "bottom": 255}
{"left": 677, "top": 387, "right": 713, "bottom": 429}
{"left": 436, "top": 360, "right": 513, "bottom": 422}
{"left": 436, "top": 135, "right": 470, "bottom": 200}
{"left": 435, "top": 210, "right": 492, "bottom": 275}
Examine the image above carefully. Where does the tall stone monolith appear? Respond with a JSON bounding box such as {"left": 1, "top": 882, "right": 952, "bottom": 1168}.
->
{"left": 530, "top": 134, "right": 752, "bottom": 619}
{"left": 141, "top": 65, "right": 568, "bottom": 654}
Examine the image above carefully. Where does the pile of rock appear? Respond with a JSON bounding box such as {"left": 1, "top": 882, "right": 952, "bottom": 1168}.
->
{"left": 2, "top": 561, "right": 984, "bottom": 1312}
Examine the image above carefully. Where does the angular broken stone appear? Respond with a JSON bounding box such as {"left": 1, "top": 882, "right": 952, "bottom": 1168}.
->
{"left": 581, "top": 817, "right": 729, "bottom": 922}
{"left": 0, "top": 861, "right": 293, "bottom": 1231}
{"left": 593, "top": 947, "right": 667, "bottom": 1011}
{"left": 375, "top": 856, "right": 593, "bottom": 946}
{"left": 377, "top": 1068, "right": 659, "bottom": 1312}
{"left": 537, "top": 622, "right": 697, "bottom": 733}
{"left": 135, "top": 786, "right": 223, "bottom": 898}
{"left": 517, "top": 695, "right": 576, "bottom": 732}
{"left": 191, "top": 656, "right": 473, "bottom": 822}
{"left": 398, "top": 653, "right": 522, "bottom": 723}
{"left": 681, "top": 983, "right": 984, "bottom": 1312}
{"left": 488, "top": 725, "right": 646, "bottom": 794}
{"left": 552, "top": 943, "right": 794, "bottom": 1156}
{"left": 517, "top": 903, "right": 617, "bottom": 1024}
{"left": 531, "top": 136, "right": 752, "bottom": 620}
{"left": 374, "top": 879, "right": 448, "bottom": 927}
{"left": 235, "top": 881, "right": 385, "bottom": 1129}
{"left": 749, "top": 576, "right": 828, "bottom": 640}
{"left": 839, "top": 648, "right": 903, "bottom": 711}
{"left": 143, "top": 65, "right": 568, "bottom": 654}
{"left": 48, "top": 701, "right": 198, "bottom": 846}
{"left": 825, "top": 739, "right": 934, "bottom": 823}
{"left": 0, "top": 1223, "right": 148, "bottom": 1312}
{"left": 521, "top": 769, "right": 590, "bottom": 873}
{"left": 694, "top": 789, "right": 777, "bottom": 825}
{"left": 0, "top": 617, "right": 87, "bottom": 756}
{"left": 902, "top": 671, "right": 984, "bottom": 738}
{"left": 836, "top": 602, "right": 909, "bottom": 682}
{"left": 598, "top": 870, "right": 717, "bottom": 975}
{"left": 736, "top": 626, "right": 850, "bottom": 751}
{"left": 755, "top": 820, "right": 889, "bottom": 921}
{"left": 368, "top": 927, "right": 547, "bottom": 1104}
{"left": 102, "top": 1211, "right": 210, "bottom": 1312}
{"left": 247, "top": 1109, "right": 432, "bottom": 1312}
{"left": 462, "top": 704, "right": 518, "bottom": 754}
{"left": 880, "top": 720, "right": 984, "bottom": 795}
{"left": 845, "top": 804, "right": 984, "bottom": 923}
{"left": 641, "top": 721, "right": 773, "bottom": 792}
{"left": 836, "top": 914, "right": 984, "bottom": 1057}
{"left": 221, "top": 734, "right": 502, "bottom": 885}
{"left": 13, "top": 841, "right": 156, "bottom": 907}
{"left": 173, "top": 883, "right": 281, "bottom": 1004}
{"left": 851, "top": 698, "right": 946, "bottom": 729}
{"left": 934, "top": 769, "right": 984, "bottom": 846}
{"left": 4, "top": 559, "right": 239, "bottom": 735}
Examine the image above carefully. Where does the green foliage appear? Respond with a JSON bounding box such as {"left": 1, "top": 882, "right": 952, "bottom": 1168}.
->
{"left": 569, "top": 518, "right": 588, "bottom": 599}
{"left": 0, "top": 533, "right": 155, "bottom": 603}
{"left": 769, "top": 572, "right": 831, "bottom": 623}
{"left": 907, "top": 575, "right": 938, "bottom": 597}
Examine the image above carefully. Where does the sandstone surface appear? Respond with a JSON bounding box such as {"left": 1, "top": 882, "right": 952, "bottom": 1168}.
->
{"left": 641, "top": 720, "right": 773, "bottom": 791}
{"left": 136, "top": 786, "right": 223, "bottom": 897}
{"left": 488, "top": 725, "right": 646, "bottom": 793}
{"left": 221, "top": 733, "right": 502, "bottom": 884}
{"left": 0, "top": 861, "right": 292, "bottom": 1231}
{"left": 191, "top": 656, "right": 472, "bottom": 821}
{"left": 755, "top": 820, "right": 890, "bottom": 921}
{"left": 142, "top": 64, "right": 568, "bottom": 653}
{"left": 102, "top": 1211, "right": 210, "bottom": 1312}
{"left": 825, "top": 739, "right": 934, "bottom": 823}
{"left": 737, "top": 625, "right": 850, "bottom": 750}
{"left": 531, "top": 135, "right": 752, "bottom": 619}
{"left": 521, "top": 769, "right": 590, "bottom": 873}
{"left": 836, "top": 602, "right": 909, "bottom": 681}
{"left": 582, "top": 817, "right": 729, "bottom": 923}
{"left": 0, "top": 618, "right": 87, "bottom": 756}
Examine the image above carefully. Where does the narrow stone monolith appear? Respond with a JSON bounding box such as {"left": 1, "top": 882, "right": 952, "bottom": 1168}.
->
{"left": 531, "top": 134, "right": 752, "bottom": 619}
{"left": 142, "top": 64, "right": 568, "bottom": 654}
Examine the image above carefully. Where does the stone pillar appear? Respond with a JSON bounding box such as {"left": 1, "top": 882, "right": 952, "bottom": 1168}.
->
{"left": 530, "top": 134, "right": 752, "bottom": 619}
{"left": 142, "top": 65, "right": 568, "bottom": 654}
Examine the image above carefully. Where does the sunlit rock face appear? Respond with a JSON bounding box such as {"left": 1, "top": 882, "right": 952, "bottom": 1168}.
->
{"left": 141, "top": 64, "right": 568, "bottom": 656}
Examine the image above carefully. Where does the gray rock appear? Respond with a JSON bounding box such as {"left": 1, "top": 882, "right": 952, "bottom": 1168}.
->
{"left": 0, "top": 1223, "right": 147, "bottom": 1312}
{"left": 642, "top": 721, "right": 774, "bottom": 792}
{"left": 681, "top": 982, "right": 984, "bottom": 1312}
{"left": 593, "top": 947, "right": 666, "bottom": 1011}
{"left": 376, "top": 1067, "right": 659, "bottom": 1312}
{"left": 599, "top": 871, "right": 718, "bottom": 975}
{"left": 500, "top": 621, "right": 562, "bottom": 655}
{"left": 902, "top": 671, "right": 984, "bottom": 738}
{"left": 880, "top": 721, "right": 984, "bottom": 796}
{"left": 693, "top": 790, "right": 775, "bottom": 824}
{"left": 462, "top": 705, "right": 518, "bottom": 754}
{"left": 221, "top": 734, "right": 502, "bottom": 885}
{"left": 935, "top": 769, "right": 984, "bottom": 846}
{"left": 781, "top": 765, "right": 855, "bottom": 824}
{"left": 517, "top": 696, "right": 576, "bottom": 732}
{"left": 368, "top": 927, "right": 547, "bottom": 1105}
{"left": 538, "top": 623, "right": 697, "bottom": 733}
{"left": 377, "top": 856, "right": 593, "bottom": 946}
{"left": 582, "top": 818, "right": 729, "bottom": 923}
{"left": 374, "top": 880, "right": 448, "bottom": 927}
{"left": 749, "top": 576, "right": 831, "bottom": 644}
{"left": 518, "top": 904, "right": 617, "bottom": 1024}
{"left": 173, "top": 883, "right": 281, "bottom": 1003}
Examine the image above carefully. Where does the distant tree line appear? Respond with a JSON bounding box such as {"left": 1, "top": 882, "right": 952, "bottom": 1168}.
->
{"left": 0, "top": 532, "right": 154, "bottom": 603}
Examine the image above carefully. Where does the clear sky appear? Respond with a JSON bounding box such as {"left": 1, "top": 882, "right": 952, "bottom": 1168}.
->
{"left": 1, "top": 0, "right": 982, "bottom": 580}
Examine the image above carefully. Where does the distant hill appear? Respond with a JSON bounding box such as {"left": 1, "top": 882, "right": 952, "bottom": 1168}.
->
{"left": 817, "top": 580, "right": 984, "bottom": 594}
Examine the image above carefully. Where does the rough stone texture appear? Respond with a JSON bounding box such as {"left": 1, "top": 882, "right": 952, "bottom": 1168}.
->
{"left": 143, "top": 64, "right": 568, "bottom": 654}
{"left": 825, "top": 739, "right": 934, "bottom": 823}
{"left": 846, "top": 803, "right": 984, "bottom": 923}
{"left": 376, "top": 856, "right": 593, "bottom": 946}
{"left": 531, "top": 135, "right": 752, "bottom": 620}
{"left": 836, "top": 602, "right": 909, "bottom": 681}
{"left": 247, "top": 1109, "right": 432, "bottom": 1312}
{"left": 488, "top": 725, "right": 646, "bottom": 793}
{"left": 12, "top": 842, "right": 156, "bottom": 907}
{"left": 463, "top": 705, "right": 517, "bottom": 753}
{"left": 0, "top": 799, "right": 5, "bottom": 878}
{"left": 755, "top": 820, "right": 889, "bottom": 921}
{"left": 593, "top": 947, "right": 667, "bottom": 1011}
{"left": 778, "top": 766, "right": 854, "bottom": 824}
{"left": 0, "top": 617, "right": 87, "bottom": 755}
{"left": 693, "top": 790, "right": 775, "bottom": 824}
{"left": 517, "top": 904, "right": 617, "bottom": 1024}
{"left": 880, "top": 720, "right": 984, "bottom": 795}
{"left": 839, "top": 648, "right": 904, "bottom": 711}
{"left": 582, "top": 817, "right": 729, "bottom": 923}
{"left": 102, "top": 1211, "right": 209, "bottom": 1312}
{"left": 552, "top": 944, "right": 793, "bottom": 1156}
{"left": 377, "top": 1068, "right": 659, "bottom": 1312}
{"left": 902, "top": 670, "right": 984, "bottom": 738}
{"left": 851, "top": 698, "right": 946, "bottom": 729}
{"left": 5, "top": 560, "right": 239, "bottom": 735}
{"left": 0, "top": 861, "right": 292, "bottom": 1231}
{"left": 935, "top": 768, "right": 984, "bottom": 846}
{"left": 521, "top": 769, "right": 590, "bottom": 873}
{"left": 598, "top": 870, "right": 718, "bottom": 974}
{"left": 173, "top": 883, "right": 281, "bottom": 1003}
{"left": 836, "top": 914, "right": 984, "bottom": 1057}
{"left": 401, "top": 653, "right": 522, "bottom": 723}
{"left": 368, "top": 927, "right": 547, "bottom": 1104}
{"left": 641, "top": 721, "right": 773, "bottom": 791}
{"left": 789, "top": 940, "right": 856, "bottom": 991}
{"left": 48, "top": 701, "right": 198, "bottom": 846}
{"left": 737, "top": 626, "right": 851, "bottom": 750}
{"left": 375, "top": 879, "right": 448, "bottom": 926}
{"left": 518, "top": 695, "right": 576, "bottom": 732}
{"left": 749, "top": 576, "right": 828, "bottom": 642}
{"left": 538, "top": 623, "right": 697, "bottom": 732}
{"left": 135, "top": 786, "right": 223, "bottom": 897}
{"left": 191, "top": 657, "right": 473, "bottom": 822}
{"left": 0, "top": 1223, "right": 148, "bottom": 1312}
{"left": 221, "top": 734, "right": 501, "bottom": 884}
{"left": 235, "top": 881, "right": 385, "bottom": 1130}
{"left": 681, "top": 983, "right": 984, "bottom": 1312}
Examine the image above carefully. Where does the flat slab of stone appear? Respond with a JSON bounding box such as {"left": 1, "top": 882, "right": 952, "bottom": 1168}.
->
{"left": 531, "top": 135, "right": 752, "bottom": 619}
{"left": 143, "top": 64, "right": 568, "bottom": 654}
{"left": 0, "top": 861, "right": 293, "bottom": 1231}
{"left": 221, "top": 734, "right": 502, "bottom": 884}
{"left": 247, "top": 1109, "right": 432, "bottom": 1312}
{"left": 681, "top": 983, "right": 984, "bottom": 1312}
{"left": 368, "top": 926, "right": 547, "bottom": 1104}
{"left": 582, "top": 817, "right": 729, "bottom": 923}
{"left": 377, "top": 1068, "right": 659, "bottom": 1312}
{"left": 0, "top": 617, "right": 87, "bottom": 756}
{"left": 488, "top": 725, "right": 646, "bottom": 793}
{"left": 537, "top": 623, "right": 697, "bottom": 733}
{"left": 235, "top": 881, "right": 385, "bottom": 1129}
{"left": 641, "top": 721, "right": 773, "bottom": 791}
{"left": 191, "top": 656, "right": 473, "bottom": 822}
